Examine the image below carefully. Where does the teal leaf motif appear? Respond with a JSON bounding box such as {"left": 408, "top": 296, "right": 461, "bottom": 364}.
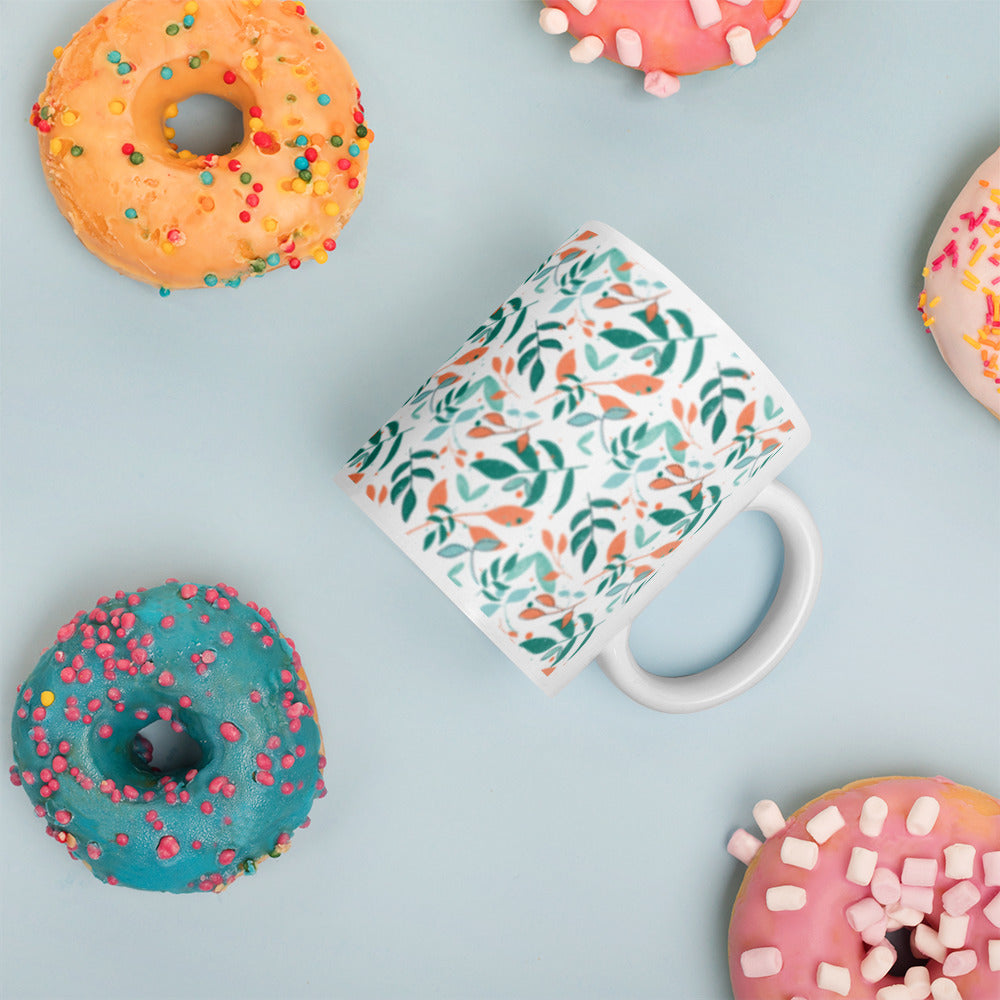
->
{"left": 472, "top": 459, "right": 519, "bottom": 480}
{"left": 600, "top": 328, "right": 646, "bottom": 349}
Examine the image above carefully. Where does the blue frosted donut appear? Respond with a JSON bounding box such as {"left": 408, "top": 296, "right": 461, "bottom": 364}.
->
{"left": 9, "top": 580, "right": 325, "bottom": 893}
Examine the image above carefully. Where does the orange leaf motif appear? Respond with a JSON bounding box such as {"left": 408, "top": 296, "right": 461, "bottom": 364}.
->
{"left": 453, "top": 346, "right": 489, "bottom": 365}
{"left": 595, "top": 297, "right": 623, "bottom": 309}
{"left": 650, "top": 478, "right": 676, "bottom": 490}
{"left": 672, "top": 398, "right": 684, "bottom": 419}
{"left": 607, "top": 531, "right": 626, "bottom": 560}
{"left": 652, "top": 541, "right": 681, "bottom": 558}
{"left": 611, "top": 283, "right": 633, "bottom": 296}
{"left": 556, "top": 349, "right": 577, "bottom": 381}
{"left": 516, "top": 433, "right": 530, "bottom": 453}
{"left": 427, "top": 480, "right": 448, "bottom": 511}
{"left": 666, "top": 464, "right": 685, "bottom": 477}
{"left": 779, "top": 420, "right": 795, "bottom": 432}
{"left": 469, "top": 525, "right": 503, "bottom": 548}
{"left": 536, "top": 594, "right": 556, "bottom": 608}
{"left": 598, "top": 394, "right": 635, "bottom": 416}
{"left": 645, "top": 302, "right": 658, "bottom": 323}
{"left": 467, "top": 426, "right": 495, "bottom": 438}
{"left": 483, "top": 412, "right": 506, "bottom": 426}
{"left": 736, "top": 401, "right": 756, "bottom": 431}
{"left": 485, "top": 506, "right": 533, "bottom": 527}
{"left": 348, "top": 472, "right": 365, "bottom": 484}
{"left": 614, "top": 375, "right": 663, "bottom": 396}
{"left": 541, "top": 530, "right": 554, "bottom": 551}
{"left": 560, "top": 612, "right": 573, "bottom": 628}
{"left": 519, "top": 607, "right": 546, "bottom": 620}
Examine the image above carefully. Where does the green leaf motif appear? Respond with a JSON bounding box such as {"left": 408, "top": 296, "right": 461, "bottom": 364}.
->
{"left": 650, "top": 508, "right": 685, "bottom": 525}
{"left": 667, "top": 309, "right": 694, "bottom": 338}
{"left": 711, "top": 408, "right": 726, "bottom": 444}
{"left": 600, "top": 328, "right": 647, "bottom": 349}
{"left": 521, "top": 637, "right": 557, "bottom": 655}
{"left": 472, "top": 459, "right": 519, "bottom": 480}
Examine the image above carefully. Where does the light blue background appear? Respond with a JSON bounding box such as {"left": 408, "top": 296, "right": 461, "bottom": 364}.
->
{"left": 1, "top": 2, "right": 997, "bottom": 998}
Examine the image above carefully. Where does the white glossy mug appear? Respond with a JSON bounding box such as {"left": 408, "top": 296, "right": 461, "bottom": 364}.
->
{"left": 337, "top": 222, "right": 822, "bottom": 712}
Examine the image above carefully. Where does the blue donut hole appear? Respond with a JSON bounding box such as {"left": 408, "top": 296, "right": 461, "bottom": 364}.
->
{"left": 132, "top": 718, "right": 204, "bottom": 777}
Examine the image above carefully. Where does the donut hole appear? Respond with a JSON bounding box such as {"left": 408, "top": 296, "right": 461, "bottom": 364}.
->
{"left": 884, "top": 927, "right": 929, "bottom": 978}
{"left": 132, "top": 718, "right": 204, "bottom": 777}
{"left": 166, "top": 94, "right": 244, "bottom": 156}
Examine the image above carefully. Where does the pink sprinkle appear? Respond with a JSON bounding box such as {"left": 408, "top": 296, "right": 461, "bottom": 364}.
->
{"left": 256, "top": 753, "right": 272, "bottom": 770}
{"left": 55, "top": 809, "right": 72, "bottom": 824}
{"left": 219, "top": 848, "right": 236, "bottom": 865}
{"left": 161, "top": 616, "right": 175, "bottom": 629}
{"left": 95, "top": 642, "right": 115, "bottom": 658}
{"left": 205, "top": 589, "right": 219, "bottom": 604}
{"left": 281, "top": 754, "right": 294, "bottom": 769}
{"left": 157, "top": 706, "right": 172, "bottom": 720}
{"left": 87, "top": 843, "right": 102, "bottom": 860}
{"left": 220, "top": 631, "right": 233, "bottom": 646}
{"left": 98, "top": 724, "right": 113, "bottom": 739}
{"left": 280, "top": 782, "right": 294, "bottom": 795}
{"left": 267, "top": 735, "right": 280, "bottom": 749}
{"left": 52, "top": 755, "right": 67, "bottom": 773}
{"left": 201, "top": 650, "right": 216, "bottom": 664}
{"left": 156, "top": 835, "right": 180, "bottom": 860}
{"left": 208, "top": 775, "right": 227, "bottom": 794}
{"left": 116, "top": 833, "right": 128, "bottom": 845}
{"left": 255, "top": 771, "right": 274, "bottom": 786}
{"left": 219, "top": 722, "right": 241, "bottom": 742}
{"left": 57, "top": 623, "right": 76, "bottom": 642}
{"left": 180, "top": 584, "right": 197, "bottom": 599}
{"left": 158, "top": 671, "right": 175, "bottom": 687}
{"left": 179, "top": 695, "right": 192, "bottom": 708}
{"left": 60, "top": 667, "right": 76, "bottom": 683}
{"left": 200, "top": 801, "right": 213, "bottom": 814}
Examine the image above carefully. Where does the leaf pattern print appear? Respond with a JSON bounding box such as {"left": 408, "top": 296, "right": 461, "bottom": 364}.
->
{"left": 339, "top": 224, "right": 807, "bottom": 691}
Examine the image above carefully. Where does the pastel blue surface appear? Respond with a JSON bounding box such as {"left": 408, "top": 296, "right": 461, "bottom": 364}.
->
{"left": 1, "top": 2, "right": 998, "bottom": 998}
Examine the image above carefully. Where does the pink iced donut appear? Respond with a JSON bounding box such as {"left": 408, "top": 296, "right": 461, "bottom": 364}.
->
{"left": 726, "top": 776, "right": 1000, "bottom": 1000}
{"left": 538, "top": 0, "right": 801, "bottom": 96}
{"left": 918, "top": 148, "right": 1000, "bottom": 418}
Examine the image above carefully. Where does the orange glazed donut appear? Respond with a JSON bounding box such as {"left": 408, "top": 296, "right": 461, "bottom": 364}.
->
{"left": 538, "top": 0, "right": 801, "bottom": 96}
{"left": 726, "top": 776, "right": 1000, "bottom": 1000}
{"left": 31, "top": 0, "right": 372, "bottom": 292}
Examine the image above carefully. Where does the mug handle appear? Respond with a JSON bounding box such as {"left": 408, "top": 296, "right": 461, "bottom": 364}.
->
{"left": 595, "top": 481, "right": 822, "bottom": 713}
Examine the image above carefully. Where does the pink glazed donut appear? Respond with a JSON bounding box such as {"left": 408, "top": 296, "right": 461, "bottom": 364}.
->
{"left": 726, "top": 776, "right": 1000, "bottom": 1000}
{"left": 538, "top": 0, "right": 801, "bottom": 96}
{"left": 918, "top": 148, "right": 1000, "bottom": 418}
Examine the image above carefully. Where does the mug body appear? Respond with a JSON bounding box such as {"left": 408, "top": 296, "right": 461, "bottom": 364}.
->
{"left": 338, "top": 222, "right": 810, "bottom": 694}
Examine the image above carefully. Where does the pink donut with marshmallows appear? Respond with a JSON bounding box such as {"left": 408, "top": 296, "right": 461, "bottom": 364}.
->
{"left": 727, "top": 776, "right": 1000, "bottom": 1000}
{"left": 538, "top": 0, "right": 801, "bottom": 96}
